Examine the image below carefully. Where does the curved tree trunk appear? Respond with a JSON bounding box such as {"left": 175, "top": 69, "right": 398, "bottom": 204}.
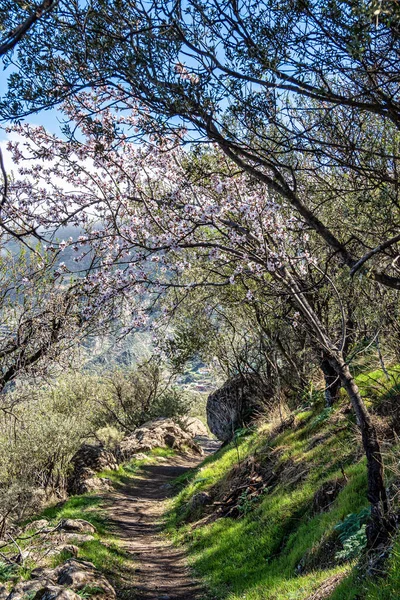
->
{"left": 277, "top": 268, "right": 393, "bottom": 544}
{"left": 330, "top": 354, "right": 393, "bottom": 546}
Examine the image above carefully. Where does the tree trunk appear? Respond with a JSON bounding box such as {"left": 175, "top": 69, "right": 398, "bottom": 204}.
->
{"left": 320, "top": 356, "right": 342, "bottom": 407}
{"left": 330, "top": 354, "right": 393, "bottom": 546}
{"left": 276, "top": 267, "right": 393, "bottom": 543}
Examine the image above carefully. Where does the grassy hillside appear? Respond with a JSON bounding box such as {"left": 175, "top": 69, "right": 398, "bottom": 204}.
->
{"left": 165, "top": 369, "right": 400, "bottom": 600}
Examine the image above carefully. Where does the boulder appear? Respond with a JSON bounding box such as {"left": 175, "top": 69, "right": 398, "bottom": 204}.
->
{"left": 30, "top": 568, "right": 58, "bottom": 581}
{"left": 35, "top": 587, "right": 81, "bottom": 600}
{"left": 67, "top": 444, "right": 118, "bottom": 495}
{"left": 188, "top": 492, "right": 211, "bottom": 512}
{"left": 57, "top": 558, "right": 116, "bottom": 598}
{"left": 206, "top": 374, "right": 271, "bottom": 442}
{"left": 77, "top": 476, "right": 112, "bottom": 495}
{"left": 25, "top": 519, "right": 51, "bottom": 533}
{"left": 181, "top": 417, "right": 208, "bottom": 437}
{"left": 120, "top": 418, "right": 203, "bottom": 458}
{"left": 7, "top": 558, "right": 115, "bottom": 600}
{"left": 6, "top": 580, "right": 51, "bottom": 600}
{"left": 59, "top": 519, "right": 96, "bottom": 534}
{"left": 50, "top": 545, "right": 79, "bottom": 559}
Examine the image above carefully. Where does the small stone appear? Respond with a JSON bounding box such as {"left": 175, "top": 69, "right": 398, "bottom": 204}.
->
{"left": 55, "top": 545, "right": 79, "bottom": 558}
{"left": 59, "top": 519, "right": 96, "bottom": 534}
{"left": 25, "top": 519, "right": 50, "bottom": 533}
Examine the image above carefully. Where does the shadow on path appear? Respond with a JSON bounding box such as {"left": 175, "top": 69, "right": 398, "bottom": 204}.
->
{"left": 105, "top": 438, "right": 219, "bottom": 600}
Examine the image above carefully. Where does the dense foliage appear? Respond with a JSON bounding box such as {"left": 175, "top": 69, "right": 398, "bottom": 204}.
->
{"left": 0, "top": 1, "right": 400, "bottom": 594}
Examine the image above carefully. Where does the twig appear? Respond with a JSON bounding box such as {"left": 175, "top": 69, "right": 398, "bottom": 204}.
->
{"left": 7, "top": 534, "right": 23, "bottom": 564}
{"left": 0, "top": 148, "right": 7, "bottom": 212}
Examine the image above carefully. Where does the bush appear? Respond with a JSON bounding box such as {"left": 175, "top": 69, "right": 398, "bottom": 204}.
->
{"left": 0, "top": 359, "right": 193, "bottom": 532}
{"left": 334, "top": 507, "right": 370, "bottom": 560}
{"left": 97, "top": 362, "right": 193, "bottom": 431}
{"left": 95, "top": 426, "right": 125, "bottom": 452}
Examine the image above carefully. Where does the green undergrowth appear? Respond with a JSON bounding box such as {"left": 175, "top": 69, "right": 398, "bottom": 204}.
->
{"left": 355, "top": 365, "right": 400, "bottom": 408}
{"left": 5, "top": 447, "right": 177, "bottom": 592}
{"left": 0, "top": 493, "right": 129, "bottom": 589}
{"left": 97, "top": 447, "right": 177, "bottom": 485}
{"left": 38, "top": 449, "right": 177, "bottom": 571}
{"left": 151, "top": 446, "right": 177, "bottom": 457}
{"left": 39, "top": 494, "right": 129, "bottom": 576}
{"left": 165, "top": 370, "right": 400, "bottom": 600}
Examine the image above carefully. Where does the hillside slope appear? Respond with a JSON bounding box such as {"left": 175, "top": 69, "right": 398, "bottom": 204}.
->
{"left": 166, "top": 370, "right": 400, "bottom": 600}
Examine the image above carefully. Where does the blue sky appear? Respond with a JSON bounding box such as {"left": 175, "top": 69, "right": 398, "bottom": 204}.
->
{"left": 0, "top": 65, "right": 65, "bottom": 141}
{"left": 0, "top": 64, "right": 67, "bottom": 177}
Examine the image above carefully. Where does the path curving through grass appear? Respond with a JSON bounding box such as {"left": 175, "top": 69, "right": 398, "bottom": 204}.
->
{"left": 105, "top": 438, "right": 219, "bottom": 600}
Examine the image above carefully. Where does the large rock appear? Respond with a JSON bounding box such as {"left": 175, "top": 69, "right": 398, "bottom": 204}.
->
{"left": 67, "top": 444, "right": 118, "bottom": 495}
{"left": 35, "top": 587, "right": 81, "bottom": 600}
{"left": 181, "top": 417, "right": 208, "bottom": 437}
{"left": 120, "top": 418, "right": 203, "bottom": 458}
{"left": 7, "top": 558, "right": 115, "bottom": 600}
{"left": 77, "top": 476, "right": 112, "bottom": 495}
{"left": 25, "top": 519, "right": 51, "bottom": 533}
{"left": 6, "top": 580, "right": 50, "bottom": 600}
{"left": 206, "top": 374, "right": 271, "bottom": 442}
{"left": 57, "top": 558, "right": 116, "bottom": 598}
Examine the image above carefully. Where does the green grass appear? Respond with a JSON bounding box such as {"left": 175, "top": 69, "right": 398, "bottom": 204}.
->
{"left": 20, "top": 446, "right": 179, "bottom": 589}
{"left": 97, "top": 447, "right": 177, "bottom": 486}
{"left": 40, "top": 494, "right": 108, "bottom": 534}
{"left": 355, "top": 365, "right": 400, "bottom": 406}
{"left": 0, "top": 562, "right": 18, "bottom": 583}
{"left": 74, "top": 584, "right": 110, "bottom": 598}
{"left": 151, "top": 447, "right": 177, "bottom": 458}
{"left": 0, "top": 494, "right": 121, "bottom": 587}
{"left": 35, "top": 493, "right": 129, "bottom": 576}
{"left": 97, "top": 461, "right": 145, "bottom": 485}
{"left": 165, "top": 382, "right": 400, "bottom": 600}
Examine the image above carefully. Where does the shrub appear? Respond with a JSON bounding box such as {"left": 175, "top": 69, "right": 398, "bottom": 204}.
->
{"left": 334, "top": 507, "right": 370, "bottom": 560}
{"left": 95, "top": 426, "right": 125, "bottom": 452}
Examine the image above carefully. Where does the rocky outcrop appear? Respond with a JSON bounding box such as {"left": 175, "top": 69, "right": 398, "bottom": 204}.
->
{"left": 206, "top": 374, "right": 271, "bottom": 442}
{"left": 181, "top": 417, "right": 208, "bottom": 437}
{"left": 57, "top": 558, "right": 116, "bottom": 598}
{"left": 68, "top": 418, "right": 206, "bottom": 493}
{"left": 6, "top": 558, "right": 115, "bottom": 600}
{"left": 67, "top": 444, "right": 118, "bottom": 495}
{"left": 119, "top": 417, "right": 203, "bottom": 458}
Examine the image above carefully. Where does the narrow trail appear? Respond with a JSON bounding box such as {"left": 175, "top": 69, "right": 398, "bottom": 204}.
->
{"left": 106, "top": 437, "right": 219, "bottom": 600}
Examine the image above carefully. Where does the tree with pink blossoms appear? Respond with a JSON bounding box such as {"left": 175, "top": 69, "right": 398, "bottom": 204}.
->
{"left": 2, "top": 92, "right": 394, "bottom": 541}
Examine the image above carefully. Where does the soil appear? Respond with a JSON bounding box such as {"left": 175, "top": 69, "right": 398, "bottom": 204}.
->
{"left": 106, "top": 437, "right": 219, "bottom": 600}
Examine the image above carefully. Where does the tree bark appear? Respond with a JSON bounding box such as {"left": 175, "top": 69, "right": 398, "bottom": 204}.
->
{"left": 320, "top": 356, "right": 341, "bottom": 407}
{"left": 275, "top": 266, "right": 392, "bottom": 544}
{"left": 330, "top": 354, "right": 392, "bottom": 545}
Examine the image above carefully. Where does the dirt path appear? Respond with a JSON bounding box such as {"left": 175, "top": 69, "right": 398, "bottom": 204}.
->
{"left": 106, "top": 437, "right": 219, "bottom": 600}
